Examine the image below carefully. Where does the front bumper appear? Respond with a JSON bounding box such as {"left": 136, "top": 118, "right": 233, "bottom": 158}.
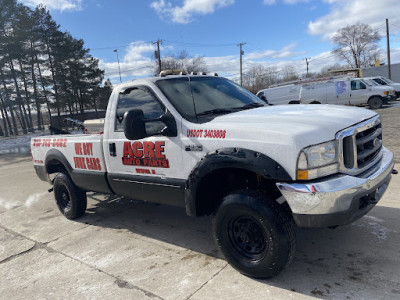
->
{"left": 276, "top": 147, "right": 394, "bottom": 228}
{"left": 383, "top": 96, "right": 391, "bottom": 103}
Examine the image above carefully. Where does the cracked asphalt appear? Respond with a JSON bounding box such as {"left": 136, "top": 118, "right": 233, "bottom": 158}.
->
{"left": 1, "top": 106, "right": 400, "bottom": 299}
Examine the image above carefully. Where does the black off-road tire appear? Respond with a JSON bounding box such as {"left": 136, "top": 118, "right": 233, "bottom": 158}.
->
{"left": 53, "top": 172, "right": 87, "bottom": 219}
{"left": 368, "top": 97, "right": 383, "bottom": 109}
{"left": 213, "top": 190, "right": 296, "bottom": 279}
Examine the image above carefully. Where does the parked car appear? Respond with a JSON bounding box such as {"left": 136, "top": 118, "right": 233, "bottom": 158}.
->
{"left": 300, "top": 77, "right": 394, "bottom": 109}
{"left": 365, "top": 76, "right": 400, "bottom": 99}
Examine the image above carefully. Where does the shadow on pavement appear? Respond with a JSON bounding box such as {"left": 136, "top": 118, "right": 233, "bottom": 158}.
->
{"left": 78, "top": 193, "right": 400, "bottom": 298}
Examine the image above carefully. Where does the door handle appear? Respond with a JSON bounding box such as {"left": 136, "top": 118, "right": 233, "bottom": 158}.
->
{"left": 109, "top": 143, "right": 116, "bottom": 157}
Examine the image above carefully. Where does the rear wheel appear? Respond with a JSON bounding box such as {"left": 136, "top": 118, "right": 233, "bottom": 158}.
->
{"left": 213, "top": 190, "right": 296, "bottom": 278}
{"left": 368, "top": 97, "right": 382, "bottom": 109}
{"left": 53, "top": 173, "right": 87, "bottom": 219}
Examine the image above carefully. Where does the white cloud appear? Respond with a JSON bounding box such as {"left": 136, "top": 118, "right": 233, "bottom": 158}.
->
{"left": 246, "top": 43, "right": 305, "bottom": 60}
{"left": 20, "top": 0, "right": 83, "bottom": 12}
{"left": 150, "top": 0, "right": 235, "bottom": 24}
{"left": 100, "top": 42, "right": 158, "bottom": 81}
{"left": 308, "top": 0, "right": 400, "bottom": 40}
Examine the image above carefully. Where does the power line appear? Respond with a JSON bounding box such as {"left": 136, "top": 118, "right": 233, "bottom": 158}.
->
{"left": 163, "top": 39, "right": 237, "bottom": 48}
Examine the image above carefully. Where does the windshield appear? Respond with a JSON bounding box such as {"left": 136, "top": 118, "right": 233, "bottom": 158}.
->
{"left": 382, "top": 77, "right": 394, "bottom": 84}
{"left": 361, "top": 79, "right": 373, "bottom": 86}
{"left": 364, "top": 79, "right": 379, "bottom": 86}
{"left": 372, "top": 78, "right": 387, "bottom": 85}
{"left": 156, "top": 76, "right": 265, "bottom": 122}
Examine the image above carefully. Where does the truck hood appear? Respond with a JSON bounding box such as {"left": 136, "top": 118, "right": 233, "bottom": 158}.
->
{"left": 209, "top": 104, "right": 377, "bottom": 147}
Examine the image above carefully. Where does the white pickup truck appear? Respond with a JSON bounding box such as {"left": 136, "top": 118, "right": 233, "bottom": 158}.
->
{"left": 31, "top": 74, "right": 394, "bottom": 279}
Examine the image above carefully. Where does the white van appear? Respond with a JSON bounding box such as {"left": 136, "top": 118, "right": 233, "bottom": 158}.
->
{"left": 299, "top": 78, "right": 393, "bottom": 109}
{"left": 365, "top": 76, "right": 400, "bottom": 99}
{"left": 256, "top": 84, "right": 301, "bottom": 105}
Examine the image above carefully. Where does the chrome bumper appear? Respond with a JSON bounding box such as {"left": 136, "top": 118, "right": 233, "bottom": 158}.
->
{"left": 276, "top": 147, "right": 394, "bottom": 227}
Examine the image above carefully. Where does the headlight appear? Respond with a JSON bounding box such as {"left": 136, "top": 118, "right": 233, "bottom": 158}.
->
{"left": 297, "top": 140, "right": 338, "bottom": 180}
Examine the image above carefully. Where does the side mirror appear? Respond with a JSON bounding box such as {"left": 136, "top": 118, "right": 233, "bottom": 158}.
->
{"left": 259, "top": 95, "right": 267, "bottom": 102}
{"left": 123, "top": 109, "right": 177, "bottom": 140}
{"left": 124, "top": 109, "right": 146, "bottom": 140}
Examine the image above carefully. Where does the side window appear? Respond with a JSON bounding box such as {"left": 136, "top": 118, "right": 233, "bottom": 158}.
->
{"left": 351, "top": 80, "right": 366, "bottom": 90}
{"left": 115, "top": 86, "right": 165, "bottom": 132}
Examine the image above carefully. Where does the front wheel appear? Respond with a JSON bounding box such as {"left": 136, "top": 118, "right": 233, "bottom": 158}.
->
{"left": 53, "top": 172, "right": 87, "bottom": 219}
{"left": 213, "top": 190, "right": 296, "bottom": 278}
{"left": 368, "top": 97, "right": 383, "bottom": 109}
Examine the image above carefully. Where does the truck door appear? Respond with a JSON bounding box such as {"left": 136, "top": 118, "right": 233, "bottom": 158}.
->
{"left": 349, "top": 79, "right": 368, "bottom": 105}
{"left": 103, "top": 85, "right": 186, "bottom": 207}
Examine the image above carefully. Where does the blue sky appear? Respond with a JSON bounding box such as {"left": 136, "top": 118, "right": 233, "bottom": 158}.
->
{"left": 20, "top": 0, "right": 400, "bottom": 84}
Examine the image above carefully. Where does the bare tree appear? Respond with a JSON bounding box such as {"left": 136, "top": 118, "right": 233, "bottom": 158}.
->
{"left": 155, "top": 50, "right": 208, "bottom": 74}
{"left": 242, "top": 65, "right": 279, "bottom": 94}
{"left": 332, "top": 22, "right": 380, "bottom": 68}
{"left": 281, "top": 65, "right": 298, "bottom": 82}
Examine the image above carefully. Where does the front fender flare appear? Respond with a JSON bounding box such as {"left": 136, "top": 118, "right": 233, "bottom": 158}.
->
{"left": 184, "top": 148, "right": 291, "bottom": 216}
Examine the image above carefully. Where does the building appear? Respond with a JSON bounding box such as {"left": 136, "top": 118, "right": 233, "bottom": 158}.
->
{"left": 361, "top": 63, "right": 400, "bottom": 82}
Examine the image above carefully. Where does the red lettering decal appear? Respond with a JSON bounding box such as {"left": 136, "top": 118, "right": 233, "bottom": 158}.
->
{"left": 155, "top": 141, "right": 165, "bottom": 159}
{"left": 143, "top": 142, "right": 155, "bottom": 158}
{"left": 75, "top": 143, "right": 82, "bottom": 155}
{"left": 132, "top": 142, "right": 143, "bottom": 158}
{"left": 123, "top": 142, "right": 133, "bottom": 157}
{"left": 82, "top": 143, "right": 93, "bottom": 155}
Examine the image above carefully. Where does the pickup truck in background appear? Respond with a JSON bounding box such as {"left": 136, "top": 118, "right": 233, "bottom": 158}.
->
{"left": 365, "top": 76, "right": 400, "bottom": 99}
{"left": 31, "top": 73, "right": 394, "bottom": 279}
{"left": 299, "top": 77, "right": 394, "bottom": 109}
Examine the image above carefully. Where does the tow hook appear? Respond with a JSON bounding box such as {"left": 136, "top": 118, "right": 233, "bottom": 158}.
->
{"left": 392, "top": 169, "right": 398, "bottom": 175}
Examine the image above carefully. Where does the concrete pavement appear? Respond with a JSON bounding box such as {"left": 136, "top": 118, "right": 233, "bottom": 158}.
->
{"left": 1, "top": 153, "right": 399, "bottom": 299}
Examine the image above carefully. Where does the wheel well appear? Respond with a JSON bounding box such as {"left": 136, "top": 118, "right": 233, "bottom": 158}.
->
{"left": 46, "top": 159, "right": 68, "bottom": 176}
{"left": 310, "top": 101, "right": 321, "bottom": 104}
{"left": 194, "top": 168, "right": 283, "bottom": 216}
{"left": 368, "top": 95, "right": 382, "bottom": 101}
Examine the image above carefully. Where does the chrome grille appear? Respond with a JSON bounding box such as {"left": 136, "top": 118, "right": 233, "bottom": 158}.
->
{"left": 336, "top": 115, "right": 383, "bottom": 175}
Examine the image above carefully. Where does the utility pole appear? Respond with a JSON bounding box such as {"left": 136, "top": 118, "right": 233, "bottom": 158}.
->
{"left": 386, "top": 18, "right": 392, "bottom": 79}
{"left": 153, "top": 39, "right": 162, "bottom": 74}
{"left": 304, "top": 57, "right": 311, "bottom": 77}
{"left": 237, "top": 43, "right": 246, "bottom": 86}
{"left": 113, "top": 49, "right": 122, "bottom": 83}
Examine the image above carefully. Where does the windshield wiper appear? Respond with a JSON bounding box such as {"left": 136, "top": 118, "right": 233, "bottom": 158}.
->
{"left": 232, "top": 102, "right": 265, "bottom": 111}
{"left": 197, "top": 103, "right": 265, "bottom": 117}
{"left": 196, "top": 108, "right": 236, "bottom": 117}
